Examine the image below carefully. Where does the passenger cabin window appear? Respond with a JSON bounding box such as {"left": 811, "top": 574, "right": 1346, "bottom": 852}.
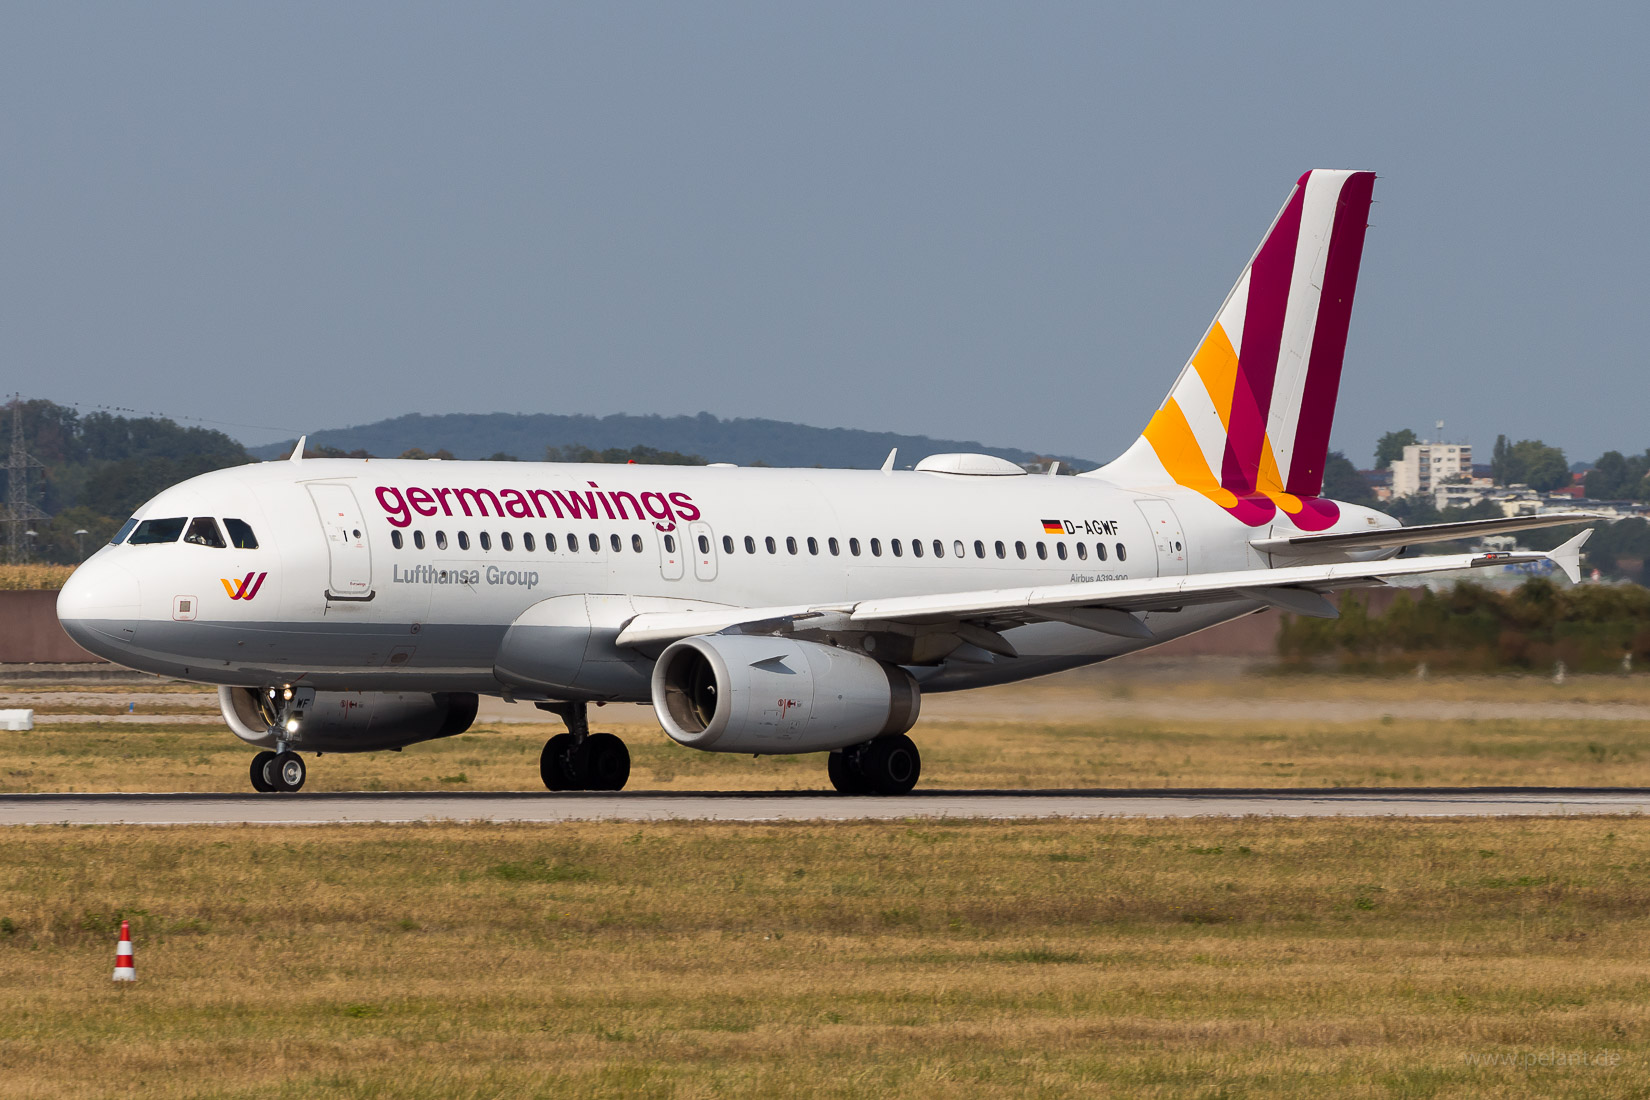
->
{"left": 1056, "top": 542, "right": 1068, "bottom": 560}
{"left": 972, "top": 540, "right": 983, "bottom": 558}
{"left": 722, "top": 535, "right": 734, "bottom": 554}
{"left": 567, "top": 533, "right": 578, "bottom": 552}
{"left": 414, "top": 531, "right": 426, "bottom": 550}
{"left": 1015, "top": 541, "right": 1027, "bottom": 560}
{"left": 129, "top": 517, "right": 187, "bottom": 544}
{"left": 829, "top": 537, "right": 840, "bottom": 556}
{"left": 1076, "top": 542, "right": 1087, "bottom": 560}
{"left": 664, "top": 534, "right": 676, "bottom": 552}
{"left": 223, "top": 518, "right": 259, "bottom": 549}
{"left": 700, "top": 535, "right": 712, "bottom": 554}
{"left": 849, "top": 538, "right": 861, "bottom": 556}
{"left": 184, "top": 517, "right": 226, "bottom": 548}
{"left": 545, "top": 533, "right": 557, "bottom": 551}
{"left": 1036, "top": 542, "right": 1048, "bottom": 560}
{"left": 479, "top": 532, "right": 492, "bottom": 551}
{"left": 633, "top": 534, "right": 645, "bottom": 553}
{"left": 910, "top": 539, "right": 922, "bottom": 558}
{"left": 807, "top": 537, "right": 818, "bottom": 555}
{"left": 501, "top": 532, "right": 513, "bottom": 551}
{"left": 744, "top": 536, "right": 756, "bottom": 554}
{"left": 391, "top": 530, "right": 404, "bottom": 549}
{"left": 891, "top": 539, "right": 903, "bottom": 558}
{"left": 1116, "top": 543, "right": 1127, "bottom": 561}
{"left": 458, "top": 532, "right": 471, "bottom": 550}
{"left": 786, "top": 537, "right": 797, "bottom": 555}
{"left": 523, "top": 533, "right": 535, "bottom": 552}
{"left": 995, "top": 540, "right": 1006, "bottom": 559}
{"left": 436, "top": 531, "right": 448, "bottom": 550}
{"left": 870, "top": 538, "right": 881, "bottom": 557}
{"left": 765, "top": 537, "right": 776, "bottom": 554}
{"left": 610, "top": 533, "right": 622, "bottom": 553}
{"left": 1095, "top": 542, "right": 1107, "bottom": 561}
{"left": 587, "top": 533, "right": 599, "bottom": 552}
{"left": 111, "top": 518, "right": 139, "bottom": 545}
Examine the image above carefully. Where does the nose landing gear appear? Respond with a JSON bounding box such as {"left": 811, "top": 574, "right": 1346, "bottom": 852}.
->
{"left": 249, "top": 749, "right": 307, "bottom": 793}
{"left": 248, "top": 686, "right": 311, "bottom": 793}
{"left": 536, "top": 701, "right": 630, "bottom": 791}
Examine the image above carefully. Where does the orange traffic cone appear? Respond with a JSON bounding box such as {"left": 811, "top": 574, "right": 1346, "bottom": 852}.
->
{"left": 112, "top": 919, "right": 135, "bottom": 982}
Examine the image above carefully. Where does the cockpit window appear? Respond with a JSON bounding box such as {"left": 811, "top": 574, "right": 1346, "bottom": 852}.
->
{"left": 111, "top": 518, "right": 139, "bottom": 545}
{"left": 184, "top": 517, "right": 226, "bottom": 548}
{"left": 128, "top": 517, "right": 187, "bottom": 544}
{"left": 223, "top": 518, "right": 259, "bottom": 549}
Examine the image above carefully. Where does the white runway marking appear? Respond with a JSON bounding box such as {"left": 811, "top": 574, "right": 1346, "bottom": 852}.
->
{"left": 1, "top": 789, "right": 1647, "bottom": 826}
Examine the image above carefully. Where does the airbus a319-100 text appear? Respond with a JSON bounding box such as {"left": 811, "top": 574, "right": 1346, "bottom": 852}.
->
{"left": 57, "top": 170, "right": 1596, "bottom": 794}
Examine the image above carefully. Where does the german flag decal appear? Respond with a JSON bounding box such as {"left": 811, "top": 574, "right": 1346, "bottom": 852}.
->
{"left": 1041, "top": 519, "right": 1065, "bottom": 535}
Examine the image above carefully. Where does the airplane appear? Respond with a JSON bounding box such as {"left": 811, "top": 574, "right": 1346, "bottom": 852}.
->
{"left": 56, "top": 169, "right": 1597, "bottom": 795}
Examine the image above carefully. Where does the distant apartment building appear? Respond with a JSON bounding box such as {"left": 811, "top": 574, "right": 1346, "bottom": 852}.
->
{"left": 1390, "top": 441, "right": 1472, "bottom": 497}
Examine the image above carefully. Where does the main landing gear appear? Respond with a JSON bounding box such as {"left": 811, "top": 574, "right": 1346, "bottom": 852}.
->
{"left": 536, "top": 701, "right": 630, "bottom": 792}
{"left": 249, "top": 749, "right": 306, "bottom": 793}
{"left": 827, "top": 734, "right": 922, "bottom": 796}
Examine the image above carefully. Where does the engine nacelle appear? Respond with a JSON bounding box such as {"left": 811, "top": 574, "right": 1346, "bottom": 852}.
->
{"left": 219, "top": 687, "right": 479, "bottom": 752}
{"left": 652, "top": 634, "right": 920, "bottom": 754}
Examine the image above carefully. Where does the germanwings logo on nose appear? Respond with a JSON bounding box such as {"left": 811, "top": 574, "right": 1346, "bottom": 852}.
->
{"left": 221, "top": 572, "right": 268, "bottom": 600}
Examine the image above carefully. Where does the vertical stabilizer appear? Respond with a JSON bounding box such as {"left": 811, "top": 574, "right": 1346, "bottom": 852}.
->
{"left": 1093, "top": 170, "right": 1375, "bottom": 531}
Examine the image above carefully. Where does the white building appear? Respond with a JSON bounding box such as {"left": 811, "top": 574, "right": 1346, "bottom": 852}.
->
{"left": 1390, "top": 441, "right": 1472, "bottom": 497}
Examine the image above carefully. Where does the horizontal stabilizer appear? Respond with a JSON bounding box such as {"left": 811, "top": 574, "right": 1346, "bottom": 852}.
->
{"left": 1252, "top": 512, "right": 1604, "bottom": 557}
{"left": 1549, "top": 528, "right": 1592, "bottom": 584}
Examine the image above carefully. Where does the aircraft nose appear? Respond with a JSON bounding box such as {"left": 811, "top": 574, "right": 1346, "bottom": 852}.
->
{"left": 56, "top": 559, "right": 142, "bottom": 656}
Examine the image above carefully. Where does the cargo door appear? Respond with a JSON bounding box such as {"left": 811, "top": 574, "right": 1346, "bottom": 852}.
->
{"left": 689, "top": 521, "right": 718, "bottom": 581}
{"left": 1134, "top": 499, "right": 1187, "bottom": 577}
{"left": 307, "top": 483, "right": 374, "bottom": 600}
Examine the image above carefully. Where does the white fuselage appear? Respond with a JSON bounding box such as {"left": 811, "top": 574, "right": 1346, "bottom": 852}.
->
{"left": 56, "top": 456, "right": 1391, "bottom": 699}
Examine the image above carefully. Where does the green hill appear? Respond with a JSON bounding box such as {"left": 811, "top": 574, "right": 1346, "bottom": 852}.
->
{"left": 248, "top": 411, "right": 1095, "bottom": 470}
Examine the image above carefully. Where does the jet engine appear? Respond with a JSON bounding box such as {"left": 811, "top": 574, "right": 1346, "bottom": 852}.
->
{"left": 219, "top": 687, "right": 479, "bottom": 752}
{"left": 651, "top": 634, "right": 920, "bottom": 754}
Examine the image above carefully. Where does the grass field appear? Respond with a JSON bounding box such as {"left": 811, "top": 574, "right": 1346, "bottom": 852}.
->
{"left": 2, "top": 817, "right": 1648, "bottom": 1099}
{"left": 4, "top": 668, "right": 1650, "bottom": 792}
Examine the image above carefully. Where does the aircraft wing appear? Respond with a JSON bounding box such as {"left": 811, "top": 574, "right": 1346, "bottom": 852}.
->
{"left": 615, "top": 530, "right": 1592, "bottom": 649}
{"left": 1250, "top": 511, "right": 1603, "bottom": 557}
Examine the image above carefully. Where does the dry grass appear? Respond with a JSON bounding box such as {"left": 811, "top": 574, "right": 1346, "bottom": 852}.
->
{"left": 0, "top": 564, "right": 75, "bottom": 591}
{"left": 1, "top": 817, "right": 1647, "bottom": 1098}
{"left": 4, "top": 712, "right": 1650, "bottom": 794}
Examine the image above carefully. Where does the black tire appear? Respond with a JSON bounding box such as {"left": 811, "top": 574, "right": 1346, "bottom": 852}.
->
{"left": 580, "top": 733, "right": 631, "bottom": 791}
{"left": 857, "top": 734, "right": 921, "bottom": 795}
{"left": 250, "top": 751, "right": 277, "bottom": 793}
{"left": 827, "top": 750, "right": 871, "bottom": 794}
{"left": 539, "top": 733, "right": 579, "bottom": 791}
{"left": 271, "top": 751, "right": 306, "bottom": 793}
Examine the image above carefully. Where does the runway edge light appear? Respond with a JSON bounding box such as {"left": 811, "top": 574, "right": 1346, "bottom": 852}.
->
{"left": 113, "top": 919, "right": 135, "bottom": 982}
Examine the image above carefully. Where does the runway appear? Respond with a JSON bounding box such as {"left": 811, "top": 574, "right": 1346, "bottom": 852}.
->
{"left": 2, "top": 787, "right": 1648, "bottom": 826}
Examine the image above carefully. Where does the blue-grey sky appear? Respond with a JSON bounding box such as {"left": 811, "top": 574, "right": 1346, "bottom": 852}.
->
{"left": 4, "top": 3, "right": 1645, "bottom": 466}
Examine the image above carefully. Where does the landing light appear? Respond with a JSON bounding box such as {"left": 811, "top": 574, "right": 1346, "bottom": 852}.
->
{"left": 285, "top": 719, "right": 300, "bottom": 733}
{"left": 282, "top": 687, "right": 293, "bottom": 700}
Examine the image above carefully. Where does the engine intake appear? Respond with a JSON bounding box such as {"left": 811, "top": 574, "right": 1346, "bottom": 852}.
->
{"left": 220, "top": 687, "right": 478, "bottom": 752}
{"left": 652, "top": 634, "right": 919, "bottom": 754}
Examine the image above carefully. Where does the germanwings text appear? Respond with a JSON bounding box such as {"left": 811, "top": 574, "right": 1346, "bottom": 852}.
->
{"left": 375, "top": 482, "right": 702, "bottom": 531}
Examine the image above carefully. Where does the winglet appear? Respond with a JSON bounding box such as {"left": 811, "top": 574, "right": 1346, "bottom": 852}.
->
{"left": 289, "top": 436, "right": 307, "bottom": 462}
{"left": 881, "top": 448, "right": 897, "bottom": 474}
{"left": 1549, "top": 528, "right": 1593, "bottom": 584}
